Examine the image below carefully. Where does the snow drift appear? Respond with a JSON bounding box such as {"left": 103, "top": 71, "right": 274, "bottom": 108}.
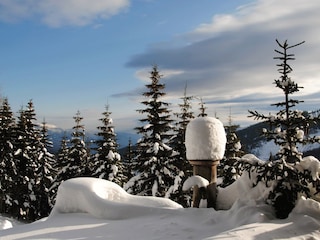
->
{"left": 1, "top": 176, "right": 320, "bottom": 240}
{"left": 51, "top": 177, "right": 182, "bottom": 220}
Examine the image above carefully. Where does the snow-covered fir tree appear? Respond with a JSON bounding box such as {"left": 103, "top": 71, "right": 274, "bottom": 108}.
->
{"left": 249, "top": 40, "right": 319, "bottom": 162}
{"left": 197, "top": 97, "right": 208, "bottom": 117}
{"left": 168, "top": 86, "right": 194, "bottom": 207}
{"left": 12, "top": 100, "right": 43, "bottom": 221}
{"left": 0, "top": 98, "right": 17, "bottom": 215}
{"left": 34, "top": 120, "right": 57, "bottom": 218}
{"left": 218, "top": 112, "right": 245, "bottom": 187}
{"left": 91, "top": 104, "right": 126, "bottom": 186}
{"left": 247, "top": 39, "right": 320, "bottom": 218}
{"left": 67, "top": 111, "right": 89, "bottom": 177}
{"left": 122, "top": 138, "right": 135, "bottom": 180}
{"left": 125, "top": 65, "right": 179, "bottom": 197}
{"left": 50, "top": 132, "right": 70, "bottom": 203}
{"left": 224, "top": 113, "right": 244, "bottom": 159}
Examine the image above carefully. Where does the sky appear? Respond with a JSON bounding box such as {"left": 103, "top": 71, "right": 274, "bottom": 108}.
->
{"left": 0, "top": 0, "right": 320, "bottom": 133}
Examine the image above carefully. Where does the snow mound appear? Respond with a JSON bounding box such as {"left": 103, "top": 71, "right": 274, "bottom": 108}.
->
{"left": 182, "top": 175, "right": 209, "bottom": 191}
{"left": 0, "top": 217, "right": 13, "bottom": 230}
{"left": 185, "top": 117, "right": 226, "bottom": 160}
{"left": 296, "top": 156, "right": 320, "bottom": 181}
{"left": 217, "top": 170, "right": 274, "bottom": 210}
{"left": 51, "top": 177, "right": 182, "bottom": 220}
{"left": 1, "top": 170, "right": 320, "bottom": 239}
{"left": 292, "top": 196, "right": 320, "bottom": 217}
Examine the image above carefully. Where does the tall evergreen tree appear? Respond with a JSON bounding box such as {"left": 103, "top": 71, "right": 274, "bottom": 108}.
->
{"left": 218, "top": 112, "right": 245, "bottom": 187}
{"left": 13, "top": 100, "right": 42, "bottom": 221}
{"left": 34, "top": 120, "right": 56, "bottom": 218}
{"left": 125, "top": 65, "right": 178, "bottom": 197}
{"left": 249, "top": 39, "right": 318, "bottom": 162}
{"left": 67, "top": 111, "right": 89, "bottom": 177}
{"left": 198, "top": 97, "right": 208, "bottom": 117}
{"left": 51, "top": 132, "right": 70, "bottom": 203}
{"left": 0, "top": 98, "right": 17, "bottom": 214}
{"left": 123, "top": 138, "right": 134, "bottom": 180}
{"left": 91, "top": 104, "right": 126, "bottom": 186}
{"left": 248, "top": 39, "right": 320, "bottom": 218}
{"left": 54, "top": 111, "right": 88, "bottom": 187}
{"left": 224, "top": 112, "right": 244, "bottom": 159}
{"left": 168, "top": 85, "right": 194, "bottom": 207}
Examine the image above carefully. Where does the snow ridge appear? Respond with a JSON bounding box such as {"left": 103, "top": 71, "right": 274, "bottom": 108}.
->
{"left": 51, "top": 177, "right": 182, "bottom": 220}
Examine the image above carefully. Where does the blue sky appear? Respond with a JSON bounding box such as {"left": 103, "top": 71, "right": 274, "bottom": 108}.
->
{"left": 0, "top": 0, "right": 320, "bottom": 133}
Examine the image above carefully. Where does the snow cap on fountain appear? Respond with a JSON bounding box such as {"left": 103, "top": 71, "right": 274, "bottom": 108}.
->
{"left": 185, "top": 117, "right": 226, "bottom": 160}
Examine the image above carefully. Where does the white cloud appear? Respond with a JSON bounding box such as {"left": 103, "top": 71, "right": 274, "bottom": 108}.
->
{"left": 191, "top": 0, "right": 318, "bottom": 40}
{"left": 134, "top": 68, "right": 184, "bottom": 83}
{"left": 126, "top": 0, "right": 320, "bottom": 126}
{"left": 0, "top": 0, "right": 32, "bottom": 22}
{"left": 0, "top": 0, "right": 130, "bottom": 27}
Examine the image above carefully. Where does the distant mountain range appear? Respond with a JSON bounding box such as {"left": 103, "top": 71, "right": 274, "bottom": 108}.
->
{"left": 47, "top": 128, "right": 140, "bottom": 154}
{"left": 47, "top": 122, "right": 320, "bottom": 159}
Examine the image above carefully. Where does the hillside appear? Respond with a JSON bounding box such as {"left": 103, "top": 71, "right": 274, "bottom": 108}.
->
{"left": 237, "top": 122, "right": 320, "bottom": 159}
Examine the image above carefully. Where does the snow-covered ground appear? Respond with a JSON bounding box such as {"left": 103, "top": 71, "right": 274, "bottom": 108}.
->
{"left": 0, "top": 174, "right": 319, "bottom": 240}
{"left": 1, "top": 117, "right": 319, "bottom": 239}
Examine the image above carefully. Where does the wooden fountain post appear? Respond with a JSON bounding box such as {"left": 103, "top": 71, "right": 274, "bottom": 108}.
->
{"left": 185, "top": 117, "right": 226, "bottom": 208}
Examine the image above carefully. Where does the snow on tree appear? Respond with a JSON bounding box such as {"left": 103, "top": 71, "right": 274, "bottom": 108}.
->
{"left": 197, "top": 97, "right": 208, "bottom": 117}
{"left": 224, "top": 112, "right": 244, "bottom": 159}
{"left": 54, "top": 110, "right": 88, "bottom": 186}
{"left": 0, "top": 98, "right": 17, "bottom": 215}
{"left": 34, "top": 120, "right": 57, "bottom": 218}
{"left": 124, "top": 65, "right": 179, "bottom": 198}
{"left": 249, "top": 39, "right": 320, "bottom": 162}
{"left": 219, "top": 111, "right": 245, "bottom": 187}
{"left": 50, "top": 132, "right": 70, "bottom": 204}
{"left": 91, "top": 104, "right": 126, "bottom": 186}
{"left": 12, "top": 100, "right": 43, "bottom": 221}
{"left": 68, "top": 111, "right": 89, "bottom": 177}
{"left": 167, "top": 85, "right": 195, "bottom": 207}
{"left": 122, "top": 138, "right": 135, "bottom": 181}
{"left": 247, "top": 39, "right": 320, "bottom": 218}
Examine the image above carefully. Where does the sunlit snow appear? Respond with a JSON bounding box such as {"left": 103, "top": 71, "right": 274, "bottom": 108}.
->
{"left": 1, "top": 119, "right": 320, "bottom": 239}
{"left": 0, "top": 174, "right": 319, "bottom": 239}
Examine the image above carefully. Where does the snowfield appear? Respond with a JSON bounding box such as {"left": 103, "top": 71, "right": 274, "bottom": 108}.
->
{"left": 0, "top": 175, "right": 319, "bottom": 240}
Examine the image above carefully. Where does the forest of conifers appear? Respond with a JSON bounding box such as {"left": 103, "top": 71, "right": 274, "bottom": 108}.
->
{"left": 0, "top": 40, "right": 319, "bottom": 221}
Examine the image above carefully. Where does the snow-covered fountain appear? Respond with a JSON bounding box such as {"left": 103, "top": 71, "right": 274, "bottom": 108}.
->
{"left": 185, "top": 116, "right": 226, "bottom": 208}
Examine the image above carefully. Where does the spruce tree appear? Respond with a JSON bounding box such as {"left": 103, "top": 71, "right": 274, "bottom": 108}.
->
{"left": 168, "top": 86, "right": 194, "bottom": 207}
{"left": 125, "top": 65, "right": 178, "bottom": 197}
{"left": 0, "top": 98, "right": 17, "bottom": 215}
{"left": 67, "top": 111, "right": 89, "bottom": 178}
{"left": 224, "top": 113, "right": 244, "bottom": 159}
{"left": 35, "top": 120, "right": 56, "bottom": 218}
{"left": 218, "top": 113, "right": 245, "bottom": 187}
{"left": 248, "top": 39, "right": 320, "bottom": 218}
{"left": 13, "top": 100, "right": 42, "bottom": 221}
{"left": 123, "top": 138, "right": 134, "bottom": 180}
{"left": 249, "top": 39, "right": 318, "bottom": 162}
{"left": 198, "top": 97, "right": 208, "bottom": 117}
{"left": 51, "top": 132, "right": 70, "bottom": 203}
{"left": 91, "top": 104, "right": 126, "bottom": 186}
